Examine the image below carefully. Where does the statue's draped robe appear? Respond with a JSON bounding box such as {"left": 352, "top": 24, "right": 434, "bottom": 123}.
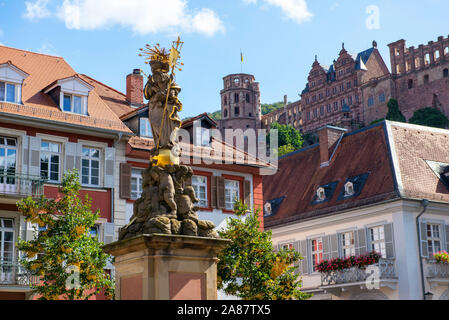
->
{"left": 149, "top": 103, "right": 181, "bottom": 149}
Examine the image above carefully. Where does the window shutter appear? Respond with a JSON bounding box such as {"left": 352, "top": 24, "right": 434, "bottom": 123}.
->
{"left": 211, "top": 176, "right": 217, "bottom": 209}
{"left": 21, "top": 136, "right": 29, "bottom": 175}
{"left": 446, "top": 225, "right": 449, "bottom": 252}
{"left": 330, "top": 234, "right": 339, "bottom": 259}
{"left": 293, "top": 241, "right": 301, "bottom": 275}
{"left": 217, "top": 176, "right": 225, "bottom": 209}
{"left": 120, "top": 163, "right": 132, "bottom": 199}
{"left": 104, "top": 147, "right": 115, "bottom": 188}
{"left": 19, "top": 215, "right": 27, "bottom": 241}
{"left": 384, "top": 223, "right": 395, "bottom": 258}
{"left": 322, "top": 235, "right": 331, "bottom": 261}
{"left": 355, "top": 228, "right": 367, "bottom": 256}
{"left": 243, "top": 180, "right": 251, "bottom": 207}
{"left": 299, "top": 240, "right": 309, "bottom": 275}
{"left": 420, "top": 222, "right": 428, "bottom": 258}
{"left": 26, "top": 221, "right": 38, "bottom": 241}
{"left": 75, "top": 143, "right": 82, "bottom": 173}
{"left": 29, "top": 136, "right": 41, "bottom": 177}
{"left": 103, "top": 222, "right": 115, "bottom": 244}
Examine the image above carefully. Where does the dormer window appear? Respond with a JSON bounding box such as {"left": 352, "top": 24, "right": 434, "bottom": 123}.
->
{"left": 43, "top": 75, "right": 93, "bottom": 116}
{"left": 344, "top": 181, "right": 355, "bottom": 196}
{"left": 0, "top": 61, "right": 29, "bottom": 104}
{"left": 140, "top": 117, "right": 152, "bottom": 138}
{"left": 317, "top": 187, "right": 326, "bottom": 201}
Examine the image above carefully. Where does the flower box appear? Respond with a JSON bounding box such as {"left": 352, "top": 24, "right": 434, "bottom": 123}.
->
{"left": 316, "top": 251, "right": 381, "bottom": 273}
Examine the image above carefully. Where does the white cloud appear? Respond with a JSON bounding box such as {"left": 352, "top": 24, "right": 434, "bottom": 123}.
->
{"left": 23, "top": 0, "right": 224, "bottom": 37}
{"left": 24, "top": 0, "right": 51, "bottom": 20}
{"left": 37, "top": 42, "right": 58, "bottom": 56}
{"left": 244, "top": 0, "right": 312, "bottom": 24}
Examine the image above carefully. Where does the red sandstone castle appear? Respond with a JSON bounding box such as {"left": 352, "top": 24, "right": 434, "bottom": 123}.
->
{"left": 219, "top": 35, "right": 449, "bottom": 136}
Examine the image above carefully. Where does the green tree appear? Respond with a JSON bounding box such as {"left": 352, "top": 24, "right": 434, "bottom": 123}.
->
{"left": 261, "top": 101, "right": 286, "bottom": 115}
{"left": 277, "top": 144, "right": 296, "bottom": 157}
{"left": 17, "top": 170, "right": 114, "bottom": 300}
{"left": 208, "top": 110, "right": 222, "bottom": 121}
{"left": 385, "top": 99, "right": 406, "bottom": 122}
{"left": 269, "top": 122, "right": 303, "bottom": 151}
{"left": 217, "top": 202, "right": 311, "bottom": 300}
{"left": 369, "top": 118, "right": 385, "bottom": 126}
{"left": 408, "top": 107, "right": 449, "bottom": 129}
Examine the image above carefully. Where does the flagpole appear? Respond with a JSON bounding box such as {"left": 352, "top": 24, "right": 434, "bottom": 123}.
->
{"left": 240, "top": 49, "right": 243, "bottom": 73}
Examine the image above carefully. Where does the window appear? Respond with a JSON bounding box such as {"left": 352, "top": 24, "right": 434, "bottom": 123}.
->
{"left": 307, "top": 112, "right": 311, "bottom": 121}
{"left": 424, "top": 74, "right": 429, "bottom": 84}
{"left": 234, "top": 93, "right": 239, "bottom": 103}
{"left": 90, "top": 225, "right": 100, "bottom": 239}
{"left": 224, "top": 96, "right": 227, "bottom": 105}
{"left": 348, "top": 96, "right": 353, "bottom": 105}
{"left": 310, "top": 238, "right": 323, "bottom": 272}
{"left": 234, "top": 107, "right": 240, "bottom": 116}
{"left": 0, "top": 82, "right": 20, "bottom": 103}
{"left": 341, "top": 232, "right": 355, "bottom": 258}
{"left": 282, "top": 243, "right": 294, "bottom": 250}
{"left": 425, "top": 53, "right": 430, "bottom": 66}
{"left": 316, "top": 187, "right": 325, "bottom": 201}
{"left": 434, "top": 50, "right": 440, "bottom": 62}
{"left": 408, "top": 79, "right": 414, "bottom": 89}
{"left": 225, "top": 179, "right": 240, "bottom": 210}
{"left": 347, "top": 81, "right": 352, "bottom": 89}
{"left": 234, "top": 78, "right": 240, "bottom": 86}
{"left": 427, "top": 224, "right": 442, "bottom": 257}
{"left": 368, "top": 95, "right": 374, "bottom": 107}
{"left": 320, "top": 106, "right": 324, "bottom": 115}
{"left": 224, "top": 109, "right": 228, "bottom": 118}
{"left": 131, "top": 169, "right": 143, "bottom": 200}
{"left": 245, "top": 93, "right": 250, "bottom": 103}
{"left": 378, "top": 92, "right": 386, "bottom": 103}
{"left": 333, "top": 102, "right": 338, "bottom": 111}
{"left": 443, "top": 69, "right": 449, "bottom": 78}
{"left": 192, "top": 175, "right": 208, "bottom": 208}
{"left": 140, "top": 118, "right": 152, "bottom": 138}
{"left": 415, "top": 57, "right": 421, "bottom": 69}
{"left": 0, "top": 218, "right": 14, "bottom": 264}
{"left": 369, "top": 226, "right": 386, "bottom": 258}
{"left": 40, "top": 141, "right": 60, "bottom": 182}
{"left": 63, "top": 94, "right": 84, "bottom": 115}
{"left": 344, "top": 181, "right": 354, "bottom": 196}
{"left": 0, "top": 137, "right": 17, "bottom": 184}
{"left": 81, "top": 147, "right": 100, "bottom": 186}
{"left": 326, "top": 104, "right": 331, "bottom": 113}
{"left": 313, "top": 109, "right": 318, "bottom": 118}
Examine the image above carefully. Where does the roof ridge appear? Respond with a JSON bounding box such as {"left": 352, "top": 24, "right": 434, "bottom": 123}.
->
{"left": 0, "top": 44, "right": 65, "bottom": 60}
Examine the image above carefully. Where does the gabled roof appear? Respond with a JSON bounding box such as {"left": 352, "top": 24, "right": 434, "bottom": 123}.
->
{"left": 181, "top": 112, "right": 218, "bottom": 128}
{"left": 354, "top": 47, "right": 374, "bottom": 70}
{"left": 0, "top": 45, "right": 132, "bottom": 134}
{"left": 264, "top": 121, "right": 449, "bottom": 228}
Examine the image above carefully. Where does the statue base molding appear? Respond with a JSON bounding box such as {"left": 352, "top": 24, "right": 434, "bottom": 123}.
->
{"left": 103, "top": 234, "right": 230, "bottom": 300}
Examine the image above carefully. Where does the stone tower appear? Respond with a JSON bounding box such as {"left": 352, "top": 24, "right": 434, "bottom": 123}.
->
{"left": 218, "top": 73, "right": 262, "bottom": 135}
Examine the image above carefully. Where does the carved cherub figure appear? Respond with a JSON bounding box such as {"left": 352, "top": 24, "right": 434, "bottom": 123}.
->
{"left": 150, "top": 166, "right": 177, "bottom": 218}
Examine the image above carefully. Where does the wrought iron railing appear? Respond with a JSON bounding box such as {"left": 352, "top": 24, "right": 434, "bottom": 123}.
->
{"left": 426, "top": 260, "right": 449, "bottom": 279}
{"left": 320, "top": 259, "right": 396, "bottom": 286}
{"left": 0, "top": 260, "right": 40, "bottom": 287}
{"left": 0, "top": 173, "right": 46, "bottom": 198}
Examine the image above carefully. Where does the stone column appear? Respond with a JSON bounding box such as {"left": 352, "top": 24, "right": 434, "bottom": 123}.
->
{"left": 103, "top": 234, "right": 230, "bottom": 300}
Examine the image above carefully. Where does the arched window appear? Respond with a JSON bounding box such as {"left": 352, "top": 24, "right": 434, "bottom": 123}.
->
{"left": 425, "top": 53, "right": 431, "bottom": 66}
{"left": 435, "top": 50, "right": 441, "bottom": 62}
{"left": 224, "top": 96, "right": 227, "bottom": 105}
{"left": 245, "top": 93, "right": 250, "bottom": 103}
{"left": 378, "top": 92, "right": 386, "bottom": 103}
{"left": 368, "top": 95, "right": 374, "bottom": 107}
{"left": 223, "top": 108, "right": 228, "bottom": 118}
{"left": 234, "top": 78, "right": 240, "bottom": 86}
{"left": 234, "top": 93, "right": 239, "bottom": 103}
{"left": 415, "top": 57, "right": 421, "bottom": 69}
{"left": 408, "top": 79, "right": 414, "bottom": 89}
{"left": 444, "top": 69, "right": 449, "bottom": 78}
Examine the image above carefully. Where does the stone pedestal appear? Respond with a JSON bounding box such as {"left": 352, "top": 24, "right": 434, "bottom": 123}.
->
{"left": 103, "top": 234, "right": 230, "bottom": 300}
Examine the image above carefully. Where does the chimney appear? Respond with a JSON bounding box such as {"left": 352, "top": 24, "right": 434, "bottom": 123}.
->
{"left": 126, "top": 69, "right": 143, "bottom": 106}
{"left": 318, "top": 125, "right": 347, "bottom": 167}
{"left": 284, "top": 95, "right": 288, "bottom": 107}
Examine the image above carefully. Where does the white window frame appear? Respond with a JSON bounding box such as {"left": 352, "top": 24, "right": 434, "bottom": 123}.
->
{"left": 62, "top": 93, "right": 85, "bottom": 115}
{"left": 317, "top": 187, "right": 325, "bottom": 201}
{"left": 341, "top": 231, "right": 355, "bottom": 258}
{"left": 310, "top": 238, "right": 323, "bottom": 272}
{"left": 139, "top": 118, "right": 152, "bottom": 138}
{"left": 40, "top": 141, "right": 61, "bottom": 183}
{"left": 344, "top": 181, "right": 354, "bottom": 197}
{"left": 0, "top": 218, "right": 15, "bottom": 263}
{"left": 224, "top": 179, "right": 240, "bottom": 210}
{"left": 0, "top": 81, "right": 21, "bottom": 104}
{"left": 81, "top": 147, "right": 101, "bottom": 187}
{"left": 0, "top": 136, "right": 17, "bottom": 185}
{"left": 192, "top": 175, "right": 208, "bottom": 208}
{"left": 427, "top": 223, "right": 442, "bottom": 257}
{"left": 131, "top": 168, "right": 143, "bottom": 200}
{"left": 369, "top": 225, "right": 386, "bottom": 258}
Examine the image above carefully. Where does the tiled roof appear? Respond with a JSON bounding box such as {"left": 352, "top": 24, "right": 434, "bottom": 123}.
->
{"left": 263, "top": 122, "right": 398, "bottom": 227}
{"left": 0, "top": 45, "right": 132, "bottom": 134}
{"left": 264, "top": 121, "right": 449, "bottom": 228}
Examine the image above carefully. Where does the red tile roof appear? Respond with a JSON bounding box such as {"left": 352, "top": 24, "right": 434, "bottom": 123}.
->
{"left": 0, "top": 45, "right": 132, "bottom": 134}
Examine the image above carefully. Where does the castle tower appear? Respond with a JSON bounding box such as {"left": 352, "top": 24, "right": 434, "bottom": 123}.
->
{"left": 218, "top": 73, "right": 261, "bottom": 135}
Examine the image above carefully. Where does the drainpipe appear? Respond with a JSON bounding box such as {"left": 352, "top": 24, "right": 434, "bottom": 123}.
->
{"left": 416, "top": 199, "right": 429, "bottom": 300}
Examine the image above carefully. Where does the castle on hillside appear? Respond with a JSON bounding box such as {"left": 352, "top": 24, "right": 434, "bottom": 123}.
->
{"left": 218, "top": 35, "right": 449, "bottom": 137}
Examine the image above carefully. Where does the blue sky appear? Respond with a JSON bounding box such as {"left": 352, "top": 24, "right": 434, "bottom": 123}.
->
{"left": 1, "top": 0, "right": 449, "bottom": 118}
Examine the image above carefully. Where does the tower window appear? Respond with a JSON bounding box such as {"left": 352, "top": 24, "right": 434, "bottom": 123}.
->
{"left": 246, "top": 93, "right": 250, "bottom": 103}
{"left": 408, "top": 79, "right": 414, "bottom": 89}
{"left": 224, "top": 109, "right": 228, "bottom": 118}
{"left": 234, "top": 107, "right": 240, "bottom": 116}
{"left": 224, "top": 96, "right": 227, "bottom": 105}
{"left": 368, "top": 95, "right": 374, "bottom": 107}
{"left": 234, "top": 78, "right": 240, "bottom": 86}
{"left": 443, "top": 69, "right": 449, "bottom": 78}
{"left": 234, "top": 93, "right": 239, "bottom": 103}
{"left": 424, "top": 74, "right": 430, "bottom": 84}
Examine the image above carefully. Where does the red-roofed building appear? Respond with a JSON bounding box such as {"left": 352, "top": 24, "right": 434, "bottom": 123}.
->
{"left": 264, "top": 121, "right": 449, "bottom": 300}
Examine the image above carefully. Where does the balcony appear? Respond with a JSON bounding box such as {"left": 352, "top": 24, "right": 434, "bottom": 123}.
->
{"left": 0, "top": 173, "right": 46, "bottom": 199}
{"left": 426, "top": 260, "right": 449, "bottom": 289}
{"left": 319, "top": 259, "right": 398, "bottom": 295}
{"left": 0, "top": 260, "right": 40, "bottom": 290}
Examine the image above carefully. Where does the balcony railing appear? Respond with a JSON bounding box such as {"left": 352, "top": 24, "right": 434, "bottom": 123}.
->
{"left": 426, "top": 260, "right": 449, "bottom": 279}
{"left": 0, "top": 260, "right": 40, "bottom": 287}
{"left": 320, "top": 259, "right": 397, "bottom": 287}
{"left": 0, "top": 173, "right": 46, "bottom": 198}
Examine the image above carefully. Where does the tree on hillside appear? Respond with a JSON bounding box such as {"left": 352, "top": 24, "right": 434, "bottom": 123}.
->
{"left": 261, "top": 101, "right": 286, "bottom": 115}
{"left": 17, "top": 170, "right": 114, "bottom": 300}
{"left": 408, "top": 107, "right": 449, "bottom": 129}
{"left": 385, "top": 99, "right": 406, "bottom": 122}
{"left": 217, "top": 202, "right": 311, "bottom": 300}
{"left": 268, "top": 122, "right": 303, "bottom": 153}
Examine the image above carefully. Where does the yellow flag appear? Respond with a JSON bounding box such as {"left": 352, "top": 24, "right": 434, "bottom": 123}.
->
{"left": 169, "top": 47, "right": 179, "bottom": 68}
{"left": 241, "top": 51, "right": 243, "bottom": 63}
